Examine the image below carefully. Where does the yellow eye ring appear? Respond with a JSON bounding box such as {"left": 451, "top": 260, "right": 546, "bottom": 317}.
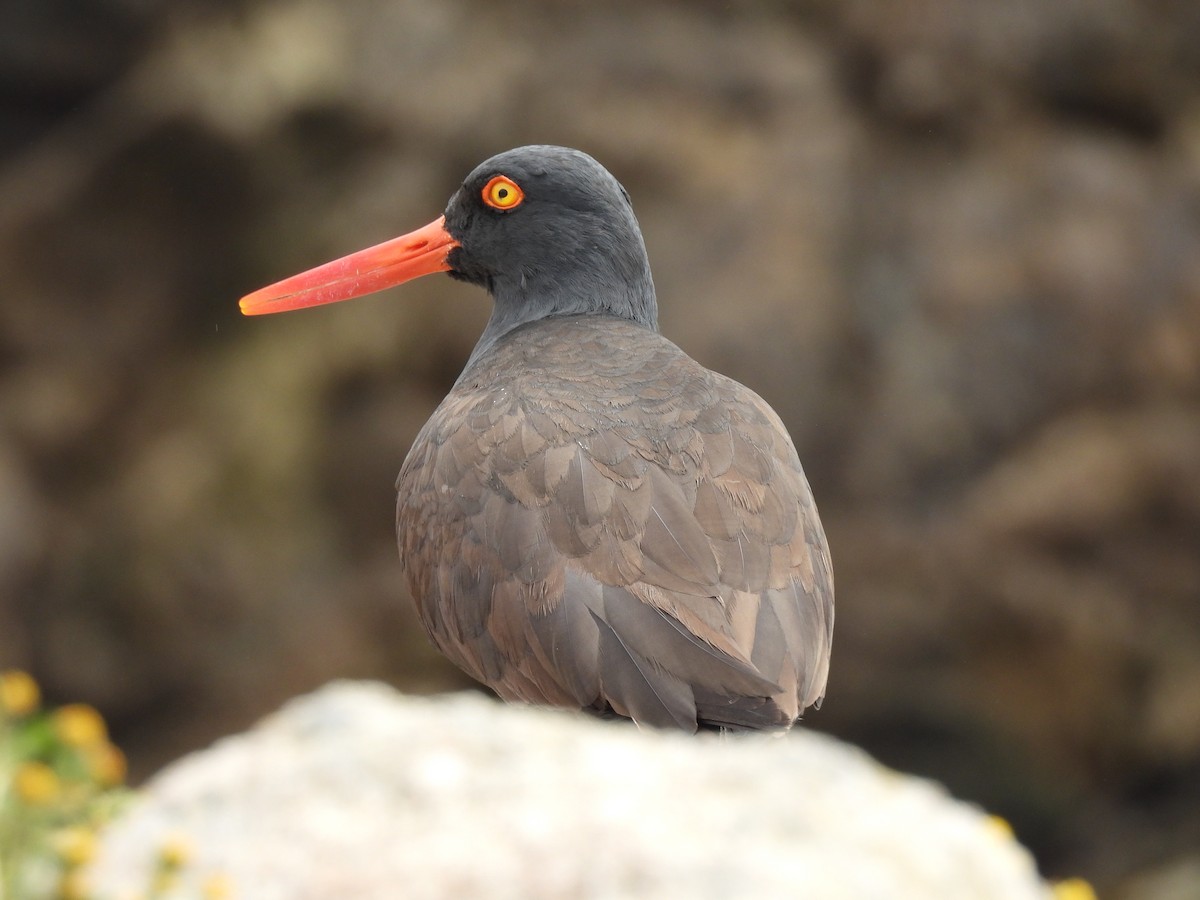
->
{"left": 482, "top": 175, "right": 524, "bottom": 210}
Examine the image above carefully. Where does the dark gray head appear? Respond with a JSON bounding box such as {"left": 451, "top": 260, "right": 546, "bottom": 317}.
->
{"left": 442, "top": 146, "right": 658, "bottom": 363}
{"left": 239, "top": 146, "right": 656, "bottom": 361}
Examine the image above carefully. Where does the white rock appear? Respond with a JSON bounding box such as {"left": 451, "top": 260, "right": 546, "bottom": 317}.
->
{"left": 90, "top": 682, "right": 1050, "bottom": 900}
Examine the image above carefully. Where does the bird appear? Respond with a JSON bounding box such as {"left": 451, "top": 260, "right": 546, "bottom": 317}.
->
{"left": 240, "top": 145, "right": 833, "bottom": 732}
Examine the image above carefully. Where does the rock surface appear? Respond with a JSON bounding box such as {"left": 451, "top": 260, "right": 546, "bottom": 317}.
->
{"left": 91, "top": 682, "right": 1048, "bottom": 900}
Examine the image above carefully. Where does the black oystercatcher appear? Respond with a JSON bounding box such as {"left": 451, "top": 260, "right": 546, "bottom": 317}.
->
{"left": 241, "top": 146, "right": 833, "bottom": 732}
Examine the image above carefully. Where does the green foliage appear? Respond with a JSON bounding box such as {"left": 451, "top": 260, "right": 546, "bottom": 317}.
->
{"left": 0, "top": 670, "right": 130, "bottom": 899}
{"left": 1, "top": 672, "right": 230, "bottom": 900}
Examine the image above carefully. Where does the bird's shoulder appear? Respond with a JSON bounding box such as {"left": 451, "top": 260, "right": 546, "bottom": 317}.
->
{"left": 398, "top": 315, "right": 824, "bottom": 593}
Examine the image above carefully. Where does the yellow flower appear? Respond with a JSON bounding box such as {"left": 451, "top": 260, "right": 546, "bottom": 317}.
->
{"left": 0, "top": 669, "right": 40, "bottom": 716}
{"left": 984, "top": 814, "right": 1014, "bottom": 840}
{"left": 57, "top": 868, "right": 90, "bottom": 900}
{"left": 84, "top": 741, "right": 128, "bottom": 786}
{"left": 1053, "top": 878, "right": 1098, "bottom": 900}
{"left": 202, "top": 872, "right": 234, "bottom": 899}
{"left": 53, "top": 703, "right": 108, "bottom": 747}
{"left": 54, "top": 827, "right": 98, "bottom": 867}
{"left": 14, "top": 760, "right": 61, "bottom": 805}
{"left": 158, "top": 834, "right": 193, "bottom": 870}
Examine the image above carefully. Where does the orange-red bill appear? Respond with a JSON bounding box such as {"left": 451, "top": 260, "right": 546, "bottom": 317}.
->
{"left": 239, "top": 216, "right": 459, "bottom": 316}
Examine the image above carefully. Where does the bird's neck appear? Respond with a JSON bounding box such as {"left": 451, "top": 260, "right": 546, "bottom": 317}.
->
{"left": 464, "top": 262, "right": 658, "bottom": 370}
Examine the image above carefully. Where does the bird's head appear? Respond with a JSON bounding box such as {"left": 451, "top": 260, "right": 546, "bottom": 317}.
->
{"left": 240, "top": 146, "right": 657, "bottom": 345}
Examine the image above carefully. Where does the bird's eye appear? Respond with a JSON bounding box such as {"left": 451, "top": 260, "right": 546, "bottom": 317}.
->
{"left": 482, "top": 175, "right": 524, "bottom": 211}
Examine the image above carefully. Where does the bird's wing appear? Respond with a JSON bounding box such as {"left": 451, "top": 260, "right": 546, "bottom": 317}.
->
{"left": 397, "top": 325, "right": 832, "bottom": 731}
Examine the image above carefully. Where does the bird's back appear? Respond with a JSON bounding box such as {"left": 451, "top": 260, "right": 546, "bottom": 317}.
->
{"left": 396, "top": 314, "right": 833, "bottom": 731}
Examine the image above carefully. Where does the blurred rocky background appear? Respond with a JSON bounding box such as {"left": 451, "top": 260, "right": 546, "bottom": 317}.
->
{"left": 1, "top": 0, "right": 1197, "bottom": 896}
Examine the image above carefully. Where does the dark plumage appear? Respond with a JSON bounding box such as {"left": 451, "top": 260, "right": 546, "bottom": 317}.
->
{"left": 241, "top": 145, "right": 834, "bottom": 732}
